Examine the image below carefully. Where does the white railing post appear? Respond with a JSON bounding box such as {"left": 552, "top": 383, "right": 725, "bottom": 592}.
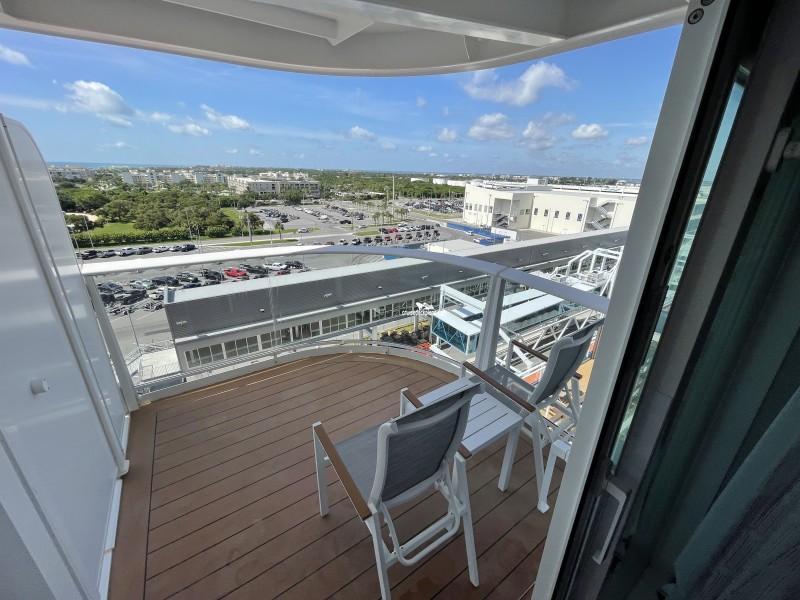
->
{"left": 474, "top": 275, "right": 505, "bottom": 370}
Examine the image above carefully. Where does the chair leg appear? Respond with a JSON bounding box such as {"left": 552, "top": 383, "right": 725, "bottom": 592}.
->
{"left": 312, "top": 423, "right": 329, "bottom": 516}
{"left": 497, "top": 423, "right": 521, "bottom": 492}
{"left": 539, "top": 440, "right": 570, "bottom": 513}
{"left": 367, "top": 514, "right": 393, "bottom": 600}
{"left": 531, "top": 418, "right": 548, "bottom": 513}
{"left": 455, "top": 455, "right": 479, "bottom": 587}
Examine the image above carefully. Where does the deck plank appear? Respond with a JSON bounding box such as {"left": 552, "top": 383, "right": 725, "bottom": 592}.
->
{"left": 110, "top": 353, "right": 556, "bottom": 600}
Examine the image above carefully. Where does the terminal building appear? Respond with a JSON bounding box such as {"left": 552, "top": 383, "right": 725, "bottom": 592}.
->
{"left": 462, "top": 180, "right": 637, "bottom": 236}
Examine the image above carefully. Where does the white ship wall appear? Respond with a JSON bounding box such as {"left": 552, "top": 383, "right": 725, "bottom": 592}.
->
{"left": 0, "top": 117, "right": 129, "bottom": 599}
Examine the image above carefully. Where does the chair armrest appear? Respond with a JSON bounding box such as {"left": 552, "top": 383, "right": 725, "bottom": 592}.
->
{"left": 403, "top": 389, "right": 472, "bottom": 459}
{"left": 510, "top": 338, "right": 549, "bottom": 362}
{"left": 462, "top": 362, "right": 536, "bottom": 413}
{"left": 312, "top": 423, "right": 372, "bottom": 521}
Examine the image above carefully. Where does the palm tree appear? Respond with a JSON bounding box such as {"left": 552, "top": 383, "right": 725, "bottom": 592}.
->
{"left": 372, "top": 212, "right": 380, "bottom": 227}
{"left": 274, "top": 221, "right": 284, "bottom": 242}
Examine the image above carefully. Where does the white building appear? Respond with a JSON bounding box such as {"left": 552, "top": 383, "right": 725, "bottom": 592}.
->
{"left": 227, "top": 174, "right": 320, "bottom": 198}
{"left": 462, "top": 181, "right": 637, "bottom": 234}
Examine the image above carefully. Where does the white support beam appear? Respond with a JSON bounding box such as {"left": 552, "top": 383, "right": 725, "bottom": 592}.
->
{"left": 475, "top": 275, "right": 506, "bottom": 370}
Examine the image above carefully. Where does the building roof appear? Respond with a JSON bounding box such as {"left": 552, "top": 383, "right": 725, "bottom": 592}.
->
{"left": 0, "top": 0, "right": 687, "bottom": 76}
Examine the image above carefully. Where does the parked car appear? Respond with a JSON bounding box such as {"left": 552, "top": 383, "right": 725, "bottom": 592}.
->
{"left": 136, "top": 246, "right": 152, "bottom": 254}
{"left": 148, "top": 291, "right": 164, "bottom": 300}
{"left": 151, "top": 275, "right": 179, "bottom": 286}
{"left": 338, "top": 239, "right": 349, "bottom": 245}
{"left": 116, "top": 247, "right": 136, "bottom": 256}
{"left": 118, "top": 289, "right": 147, "bottom": 305}
{"left": 266, "top": 262, "right": 288, "bottom": 271}
{"left": 364, "top": 237, "right": 373, "bottom": 244}
{"left": 239, "top": 264, "right": 267, "bottom": 274}
{"left": 180, "top": 243, "right": 196, "bottom": 252}
{"left": 176, "top": 272, "right": 199, "bottom": 283}
{"left": 98, "top": 249, "right": 117, "bottom": 258}
{"left": 297, "top": 228, "right": 309, "bottom": 233}
{"left": 325, "top": 241, "right": 335, "bottom": 245}
{"left": 274, "top": 269, "right": 290, "bottom": 275}
{"left": 284, "top": 261, "right": 304, "bottom": 269}
{"left": 351, "top": 238, "right": 361, "bottom": 245}
{"left": 153, "top": 245, "right": 170, "bottom": 253}
{"left": 223, "top": 267, "right": 248, "bottom": 278}
{"left": 181, "top": 282, "right": 202, "bottom": 289}
{"left": 199, "top": 269, "right": 223, "bottom": 281}
{"left": 170, "top": 244, "right": 184, "bottom": 252}
{"left": 99, "top": 292, "right": 115, "bottom": 304}
{"left": 97, "top": 281, "right": 124, "bottom": 294}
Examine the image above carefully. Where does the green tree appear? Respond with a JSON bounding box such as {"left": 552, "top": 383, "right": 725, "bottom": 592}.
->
{"left": 273, "top": 221, "right": 284, "bottom": 241}
{"left": 95, "top": 198, "right": 134, "bottom": 222}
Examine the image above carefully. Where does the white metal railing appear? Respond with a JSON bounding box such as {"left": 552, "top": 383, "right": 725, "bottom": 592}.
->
{"left": 134, "top": 338, "right": 462, "bottom": 397}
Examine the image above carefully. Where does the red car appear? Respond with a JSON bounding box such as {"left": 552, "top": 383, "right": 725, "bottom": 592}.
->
{"left": 223, "top": 267, "right": 248, "bottom": 278}
{"left": 274, "top": 269, "right": 291, "bottom": 275}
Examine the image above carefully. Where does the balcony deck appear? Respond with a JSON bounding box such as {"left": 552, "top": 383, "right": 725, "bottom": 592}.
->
{"left": 110, "top": 353, "right": 562, "bottom": 599}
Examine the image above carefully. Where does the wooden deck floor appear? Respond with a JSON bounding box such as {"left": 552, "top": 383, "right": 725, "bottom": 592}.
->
{"left": 110, "top": 353, "right": 562, "bottom": 600}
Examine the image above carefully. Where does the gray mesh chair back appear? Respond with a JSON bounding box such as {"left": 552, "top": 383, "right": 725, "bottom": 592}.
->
{"left": 370, "top": 382, "right": 478, "bottom": 505}
{"left": 529, "top": 318, "right": 604, "bottom": 406}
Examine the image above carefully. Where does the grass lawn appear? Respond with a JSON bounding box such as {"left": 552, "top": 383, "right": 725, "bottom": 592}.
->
{"left": 95, "top": 221, "right": 138, "bottom": 234}
{"left": 354, "top": 230, "right": 380, "bottom": 236}
{"left": 221, "top": 207, "right": 240, "bottom": 220}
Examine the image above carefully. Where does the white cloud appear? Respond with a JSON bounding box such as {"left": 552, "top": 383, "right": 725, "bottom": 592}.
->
{"left": 65, "top": 81, "right": 135, "bottom": 127}
{"left": 463, "top": 62, "right": 574, "bottom": 107}
{"left": 148, "top": 112, "right": 172, "bottom": 123}
{"left": 467, "top": 113, "right": 515, "bottom": 140}
{"left": 113, "top": 141, "right": 132, "bottom": 149}
{"left": 520, "top": 112, "right": 575, "bottom": 150}
{"left": 417, "top": 96, "right": 427, "bottom": 107}
{"left": 626, "top": 136, "right": 649, "bottom": 146}
{"left": 348, "top": 125, "right": 376, "bottom": 140}
{"left": 522, "top": 122, "right": 557, "bottom": 150}
{"left": 380, "top": 141, "right": 397, "bottom": 151}
{"left": 571, "top": 123, "right": 608, "bottom": 139}
{"left": 0, "top": 44, "right": 32, "bottom": 67}
{"left": 167, "top": 123, "right": 211, "bottom": 136}
{"left": 414, "top": 145, "right": 433, "bottom": 153}
{"left": 225, "top": 148, "right": 238, "bottom": 154}
{"left": 437, "top": 127, "right": 457, "bottom": 143}
{"left": 249, "top": 148, "right": 264, "bottom": 156}
{"left": 295, "top": 153, "right": 305, "bottom": 159}
{"left": 429, "top": 152, "right": 438, "bottom": 157}
{"left": 201, "top": 104, "right": 250, "bottom": 130}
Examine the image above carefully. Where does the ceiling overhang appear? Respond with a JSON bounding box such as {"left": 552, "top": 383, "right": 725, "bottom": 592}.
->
{"left": 0, "top": 0, "right": 688, "bottom": 75}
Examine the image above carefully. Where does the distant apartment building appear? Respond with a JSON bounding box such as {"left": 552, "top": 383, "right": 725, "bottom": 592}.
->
{"left": 462, "top": 180, "right": 636, "bottom": 234}
{"left": 432, "top": 177, "right": 467, "bottom": 187}
{"left": 48, "top": 166, "right": 96, "bottom": 180}
{"left": 227, "top": 173, "right": 320, "bottom": 198}
{"left": 120, "top": 169, "right": 226, "bottom": 187}
{"left": 120, "top": 170, "right": 157, "bottom": 187}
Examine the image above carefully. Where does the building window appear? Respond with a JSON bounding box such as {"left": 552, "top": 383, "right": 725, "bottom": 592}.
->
{"left": 544, "top": 209, "right": 549, "bottom": 217}
{"left": 322, "top": 314, "right": 348, "bottom": 334}
{"left": 554, "top": 211, "right": 560, "bottom": 218}
{"left": 566, "top": 212, "right": 571, "bottom": 219}
{"left": 577, "top": 213, "right": 583, "bottom": 221}
{"left": 261, "top": 328, "right": 290, "bottom": 349}
{"left": 533, "top": 208, "right": 538, "bottom": 216}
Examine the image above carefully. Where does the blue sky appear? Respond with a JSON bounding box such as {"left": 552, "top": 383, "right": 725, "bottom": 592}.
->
{"left": 0, "top": 26, "right": 681, "bottom": 177}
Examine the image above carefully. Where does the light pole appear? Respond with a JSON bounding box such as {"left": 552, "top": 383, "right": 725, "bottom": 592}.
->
{"left": 82, "top": 214, "right": 95, "bottom": 249}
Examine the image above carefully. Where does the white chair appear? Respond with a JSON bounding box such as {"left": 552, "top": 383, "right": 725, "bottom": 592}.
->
{"left": 484, "top": 319, "right": 604, "bottom": 512}
{"left": 312, "top": 379, "right": 481, "bottom": 600}
{"left": 400, "top": 371, "right": 528, "bottom": 493}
